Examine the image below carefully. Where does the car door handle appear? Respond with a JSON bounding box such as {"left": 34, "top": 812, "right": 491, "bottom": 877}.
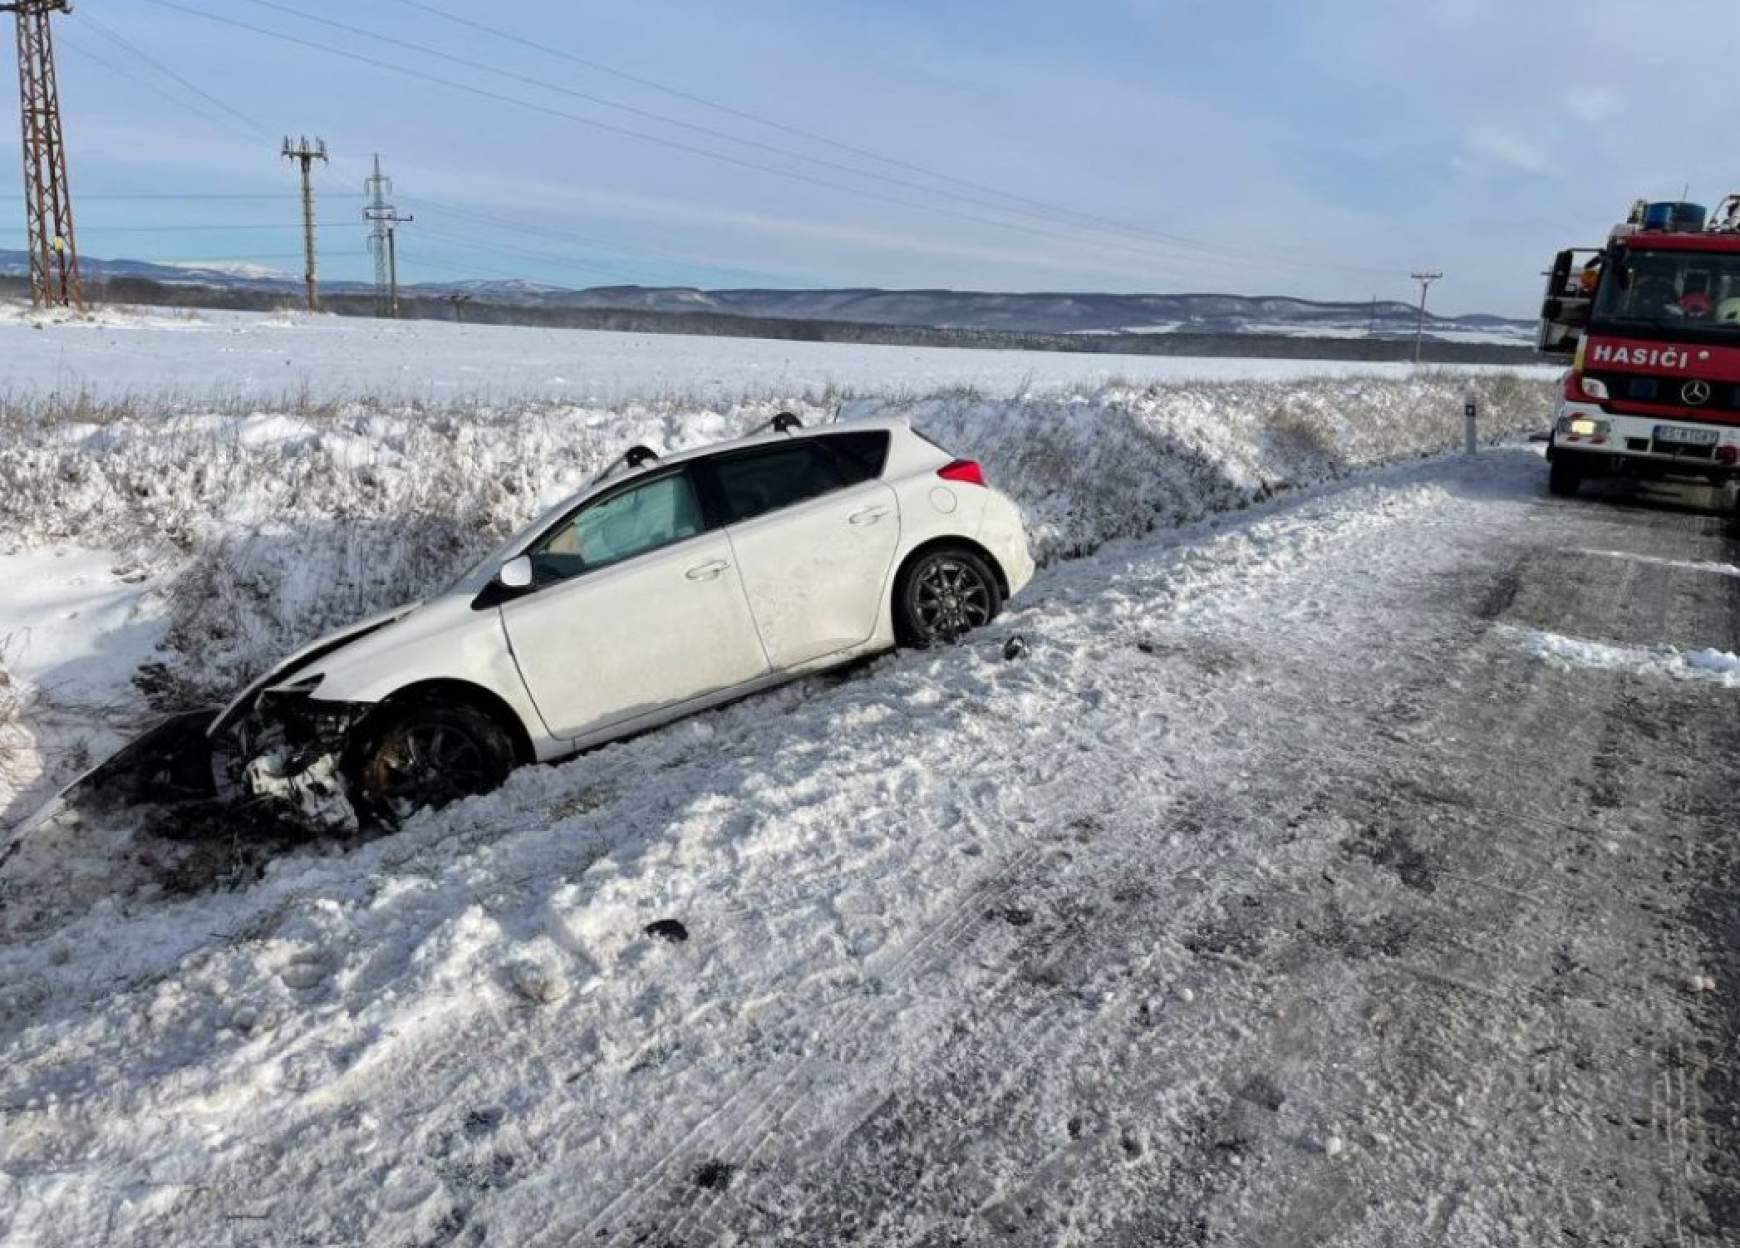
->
{"left": 685, "top": 558, "right": 731, "bottom": 582}
{"left": 849, "top": 506, "right": 891, "bottom": 526}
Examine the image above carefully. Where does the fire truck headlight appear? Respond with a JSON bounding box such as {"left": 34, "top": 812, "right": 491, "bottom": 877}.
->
{"left": 1580, "top": 377, "right": 1610, "bottom": 401}
{"left": 1569, "top": 417, "right": 1605, "bottom": 436}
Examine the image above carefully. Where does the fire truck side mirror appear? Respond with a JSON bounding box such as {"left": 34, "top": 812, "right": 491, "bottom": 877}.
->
{"left": 1550, "top": 249, "right": 1576, "bottom": 295}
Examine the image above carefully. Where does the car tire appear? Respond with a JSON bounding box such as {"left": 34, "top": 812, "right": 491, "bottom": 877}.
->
{"left": 347, "top": 698, "right": 518, "bottom": 827}
{"left": 895, "top": 546, "right": 1003, "bottom": 646}
{"left": 1548, "top": 457, "right": 1582, "bottom": 498}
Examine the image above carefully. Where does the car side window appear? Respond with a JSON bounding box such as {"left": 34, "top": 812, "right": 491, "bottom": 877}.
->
{"left": 817, "top": 431, "right": 891, "bottom": 487}
{"left": 529, "top": 471, "right": 705, "bottom": 585}
{"left": 709, "top": 443, "right": 847, "bottom": 524}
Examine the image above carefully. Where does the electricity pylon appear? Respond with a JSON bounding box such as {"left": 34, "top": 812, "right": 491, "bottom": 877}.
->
{"left": 363, "top": 153, "right": 411, "bottom": 318}
{"left": 282, "top": 135, "right": 327, "bottom": 312}
{"left": 6, "top": 0, "right": 80, "bottom": 308}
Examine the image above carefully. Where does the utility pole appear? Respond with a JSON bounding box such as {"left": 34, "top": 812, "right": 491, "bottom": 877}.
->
{"left": 363, "top": 153, "right": 412, "bottom": 318}
{"left": 387, "top": 223, "right": 399, "bottom": 317}
{"left": 282, "top": 135, "right": 327, "bottom": 313}
{"left": 1410, "top": 271, "right": 1443, "bottom": 365}
{"left": 6, "top": 0, "right": 80, "bottom": 308}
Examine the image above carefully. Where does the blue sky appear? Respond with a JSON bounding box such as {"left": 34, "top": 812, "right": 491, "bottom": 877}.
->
{"left": 9, "top": 0, "right": 1736, "bottom": 314}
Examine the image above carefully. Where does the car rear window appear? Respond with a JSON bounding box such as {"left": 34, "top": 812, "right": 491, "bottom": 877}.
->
{"left": 710, "top": 444, "right": 846, "bottom": 524}
{"left": 817, "top": 431, "right": 891, "bottom": 486}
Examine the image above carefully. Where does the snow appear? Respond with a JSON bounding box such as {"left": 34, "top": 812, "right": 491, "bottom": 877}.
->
{"left": 0, "top": 301, "right": 1557, "bottom": 408}
{"left": 1516, "top": 626, "right": 1740, "bottom": 687}
{"left": 0, "top": 457, "right": 1479, "bottom": 1245}
{"left": 0, "top": 309, "right": 1596, "bottom": 1243}
{"left": 0, "top": 354, "right": 1551, "bottom": 942}
{"left": 1070, "top": 320, "right": 1534, "bottom": 348}
{"left": 1574, "top": 547, "right": 1740, "bottom": 578}
{"left": 0, "top": 548, "right": 166, "bottom": 822}
{"left": 159, "top": 261, "right": 292, "bottom": 282}
{"left": 3, "top": 441, "right": 1720, "bottom": 1244}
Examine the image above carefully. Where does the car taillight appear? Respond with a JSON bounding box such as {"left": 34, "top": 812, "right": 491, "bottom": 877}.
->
{"left": 1719, "top": 445, "right": 1739, "bottom": 466}
{"left": 938, "top": 459, "right": 986, "bottom": 487}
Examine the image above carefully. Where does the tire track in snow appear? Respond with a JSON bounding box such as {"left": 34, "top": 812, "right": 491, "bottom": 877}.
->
{"left": 551, "top": 840, "right": 1054, "bottom": 1247}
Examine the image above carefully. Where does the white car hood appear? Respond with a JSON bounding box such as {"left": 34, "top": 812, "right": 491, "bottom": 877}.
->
{"left": 209, "top": 600, "right": 423, "bottom": 736}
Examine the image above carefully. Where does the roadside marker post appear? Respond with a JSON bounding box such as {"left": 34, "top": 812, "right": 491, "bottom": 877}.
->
{"left": 1464, "top": 392, "right": 1479, "bottom": 456}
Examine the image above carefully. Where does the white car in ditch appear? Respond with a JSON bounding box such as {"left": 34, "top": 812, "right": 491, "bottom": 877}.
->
{"left": 198, "top": 414, "right": 1034, "bottom": 828}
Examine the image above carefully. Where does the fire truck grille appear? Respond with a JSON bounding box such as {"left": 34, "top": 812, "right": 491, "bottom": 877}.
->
{"left": 1590, "top": 372, "right": 1740, "bottom": 414}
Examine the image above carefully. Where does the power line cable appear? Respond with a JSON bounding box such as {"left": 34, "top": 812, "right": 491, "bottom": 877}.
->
{"left": 77, "top": 222, "right": 369, "bottom": 231}
{"left": 57, "top": 32, "right": 248, "bottom": 139}
{"left": 243, "top": 0, "right": 1393, "bottom": 279}
{"left": 133, "top": 0, "right": 1356, "bottom": 285}
{"left": 78, "top": 8, "right": 269, "bottom": 137}
{"left": 239, "top": 0, "right": 1235, "bottom": 264}
{"left": 79, "top": 192, "right": 365, "bottom": 200}
{"left": 414, "top": 223, "right": 651, "bottom": 285}
{"left": 412, "top": 197, "right": 792, "bottom": 285}
{"left": 83, "top": 250, "right": 369, "bottom": 263}
{"left": 381, "top": 0, "right": 1402, "bottom": 279}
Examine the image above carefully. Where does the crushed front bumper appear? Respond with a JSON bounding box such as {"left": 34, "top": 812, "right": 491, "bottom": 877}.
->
{"left": 227, "top": 689, "right": 371, "bottom": 833}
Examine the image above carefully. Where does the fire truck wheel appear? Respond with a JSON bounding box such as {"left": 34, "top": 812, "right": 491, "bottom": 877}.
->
{"left": 1548, "top": 458, "right": 1583, "bottom": 498}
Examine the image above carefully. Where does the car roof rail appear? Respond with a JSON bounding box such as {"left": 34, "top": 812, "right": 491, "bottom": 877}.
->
{"left": 752, "top": 411, "right": 803, "bottom": 435}
{"left": 585, "top": 443, "right": 661, "bottom": 490}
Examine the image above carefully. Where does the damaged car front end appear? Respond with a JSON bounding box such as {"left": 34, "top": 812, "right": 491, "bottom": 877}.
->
{"left": 16, "top": 605, "right": 425, "bottom": 841}
{"left": 202, "top": 602, "right": 428, "bottom": 833}
{"left": 226, "top": 674, "right": 370, "bottom": 834}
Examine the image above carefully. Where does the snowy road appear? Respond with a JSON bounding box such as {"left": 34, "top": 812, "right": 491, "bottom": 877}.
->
{"left": 4, "top": 447, "right": 1740, "bottom": 1245}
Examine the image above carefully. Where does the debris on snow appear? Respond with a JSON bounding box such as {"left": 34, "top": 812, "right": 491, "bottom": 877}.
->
{"left": 244, "top": 751, "right": 359, "bottom": 835}
{"left": 693, "top": 1160, "right": 736, "bottom": 1191}
{"left": 644, "top": 918, "right": 690, "bottom": 944}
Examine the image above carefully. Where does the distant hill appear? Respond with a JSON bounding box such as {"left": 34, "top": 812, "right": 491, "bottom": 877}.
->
{"left": 0, "top": 249, "right": 1533, "bottom": 343}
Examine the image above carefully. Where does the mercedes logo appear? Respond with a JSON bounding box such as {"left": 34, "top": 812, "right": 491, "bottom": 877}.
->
{"left": 1683, "top": 379, "right": 1713, "bottom": 406}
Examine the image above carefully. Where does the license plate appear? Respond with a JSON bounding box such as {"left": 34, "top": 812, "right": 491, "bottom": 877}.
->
{"left": 1653, "top": 424, "right": 1720, "bottom": 446}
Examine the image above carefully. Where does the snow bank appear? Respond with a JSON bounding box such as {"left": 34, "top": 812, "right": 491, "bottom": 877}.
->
{"left": 1518, "top": 626, "right": 1740, "bottom": 687}
{"left": 862, "top": 371, "right": 1546, "bottom": 563}
{"left": 0, "top": 370, "right": 1552, "bottom": 720}
{"left": 0, "top": 372, "right": 1549, "bottom": 721}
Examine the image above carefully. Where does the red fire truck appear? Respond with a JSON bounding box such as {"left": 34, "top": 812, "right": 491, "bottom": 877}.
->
{"left": 1540, "top": 196, "right": 1740, "bottom": 497}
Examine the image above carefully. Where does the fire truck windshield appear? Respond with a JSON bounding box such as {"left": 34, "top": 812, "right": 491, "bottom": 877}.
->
{"left": 1592, "top": 248, "right": 1740, "bottom": 336}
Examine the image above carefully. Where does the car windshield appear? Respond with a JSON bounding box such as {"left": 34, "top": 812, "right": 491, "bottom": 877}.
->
{"left": 1592, "top": 247, "right": 1740, "bottom": 334}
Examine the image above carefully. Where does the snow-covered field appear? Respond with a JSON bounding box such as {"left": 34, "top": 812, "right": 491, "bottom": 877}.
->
{"left": 0, "top": 302, "right": 1554, "bottom": 410}
{"left": 1073, "top": 320, "right": 1535, "bottom": 348}
{"left": 13, "top": 305, "right": 1666, "bottom": 1244}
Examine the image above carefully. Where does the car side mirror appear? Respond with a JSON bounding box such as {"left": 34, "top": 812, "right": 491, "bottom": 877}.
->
{"left": 498, "top": 555, "right": 534, "bottom": 589}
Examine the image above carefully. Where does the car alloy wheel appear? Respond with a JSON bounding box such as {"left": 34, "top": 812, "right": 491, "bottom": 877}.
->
{"left": 909, "top": 552, "right": 995, "bottom": 643}
{"left": 352, "top": 701, "right": 517, "bottom": 825}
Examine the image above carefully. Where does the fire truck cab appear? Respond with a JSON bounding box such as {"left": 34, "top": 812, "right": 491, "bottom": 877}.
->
{"left": 1540, "top": 196, "right": 1740, "bottom": 497}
